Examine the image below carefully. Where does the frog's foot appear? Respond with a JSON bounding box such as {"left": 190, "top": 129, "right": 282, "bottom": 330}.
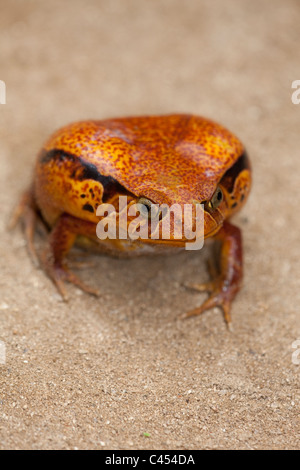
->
{"left": 68, "top": 260, "right": 97, "bottom": 270}
{"left": 67, "top": 251, "right": 97, "bottom": 270}
{"left": 8, "top": 188, "right": 42, "bottom": 267}
{"left": 181, "top": 221, "right": 243, "bottom": 327}
{"left": 40, "top": 251, "right": 100, "bottom": 301}
{"left": 41, "top": 213, "right": 101, "bottom": 300}
{"left": 181, "top": 278, "right": 236, "bottom": 326}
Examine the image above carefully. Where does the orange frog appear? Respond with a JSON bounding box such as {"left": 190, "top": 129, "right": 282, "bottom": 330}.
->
{"left": 12, "top": 114, "right": 251, "bottom": 325}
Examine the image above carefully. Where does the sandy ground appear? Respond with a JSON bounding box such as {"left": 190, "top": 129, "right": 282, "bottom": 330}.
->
{"left": 0, "top": 0, "right": 299, "bottom": 450}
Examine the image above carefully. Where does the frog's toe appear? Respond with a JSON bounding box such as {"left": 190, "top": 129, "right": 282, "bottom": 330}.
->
{"left": 181, "top": 281, "right": 235, "bottom": 326}
{"left": 9, "top": 188, "right": 40, "bottom": 268}
{"left": 62, "top": 268, "right": 100, "bottom": 298}
{"left": 40, "top": 252, "right": 100, "bottom": 301}
{"left": 181, "top": 296, "right": 231, "bottom": 324}
{"left": 47, "top": 264, "right": 69, "bottom": 301}
{"left": 68, "top": 259, "right": 97, "bottom": 270}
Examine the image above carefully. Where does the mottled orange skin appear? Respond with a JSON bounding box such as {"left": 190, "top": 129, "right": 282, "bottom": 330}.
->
{"left": 13, "top": 114, "right": 252, "bottom": 325}
{"left": 36, "top": 115, "right": 246, "bottom": 231}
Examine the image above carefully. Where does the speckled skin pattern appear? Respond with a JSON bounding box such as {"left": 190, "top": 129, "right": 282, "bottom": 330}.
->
{"left": 16, "top": 113, "right": 252, "bottom": 321}
{"left": 34, "top": 114, "right": 251, "bottom": 241}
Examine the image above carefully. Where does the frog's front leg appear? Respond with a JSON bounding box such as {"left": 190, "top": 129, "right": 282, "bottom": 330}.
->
{"left": 9, "top": 187, "right": 42, "bottom": 267}
{"left": 183, "top": 221, "right": 243, "bottom": 326}
{"left": 41, "top": 213, "right": 100, "bottom": 300}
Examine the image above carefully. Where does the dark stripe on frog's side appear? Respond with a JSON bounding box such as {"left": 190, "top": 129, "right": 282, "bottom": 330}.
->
{"left": 220, "top": 150, "right": 250, "bottom": 193}
{"left": 82, "top": 203, "right": 95, "bottom": 213}
{"left": 39, "top": 148, "right": 132, "bottom": 203}
{"left": 40, "top": 148, "right": 77, "bottom": 165}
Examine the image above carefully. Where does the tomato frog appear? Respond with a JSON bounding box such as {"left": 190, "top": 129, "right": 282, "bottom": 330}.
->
{"left": 11, "top": 114, "right": 251, "bottom": 325}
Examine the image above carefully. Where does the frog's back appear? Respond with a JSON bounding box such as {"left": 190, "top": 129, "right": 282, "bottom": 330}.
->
{"left": 39, "top": 114, "right": 244, "bottom": 208}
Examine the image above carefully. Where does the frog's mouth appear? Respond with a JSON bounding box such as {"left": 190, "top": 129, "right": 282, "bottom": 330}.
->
{"left": 134, "top": 225, "right": 221, "bottom": 243}
{"left": 203, "top": 225, "right": 223, "bottom": 239}
{"left": 94, "top": 197, "right": 225, "bottom": 249}
{"left": 202, "top": 204, "right": 226, "bottom": 238}
{"left": 125, "top": 223, "right": 222, "bottom": 248}
{"left": 134, "top": 238, "right": 188, "bottom": 248}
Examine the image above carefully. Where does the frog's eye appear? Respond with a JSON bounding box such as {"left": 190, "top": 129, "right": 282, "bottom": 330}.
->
{"left": 137, "top": 197, "right": 154, "bottom": 218}
{"left": 137, "top": 197, "right": 163, "bottom": 219}
{"left": 206, "top": 186, "right": 223, "bottom": 212}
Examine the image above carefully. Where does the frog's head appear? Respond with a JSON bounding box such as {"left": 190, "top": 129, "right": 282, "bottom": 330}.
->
{"left": 38, "top": 116, "right": 251, "bottom": 248}
{"left": 120, "top": 150, "right": 250, "bottom": 245}
{"left": 95, "top": 149, "right": 251, "bottom": 248}
{"left": 200, "top": 149, "right": 252, "bottom": 238}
